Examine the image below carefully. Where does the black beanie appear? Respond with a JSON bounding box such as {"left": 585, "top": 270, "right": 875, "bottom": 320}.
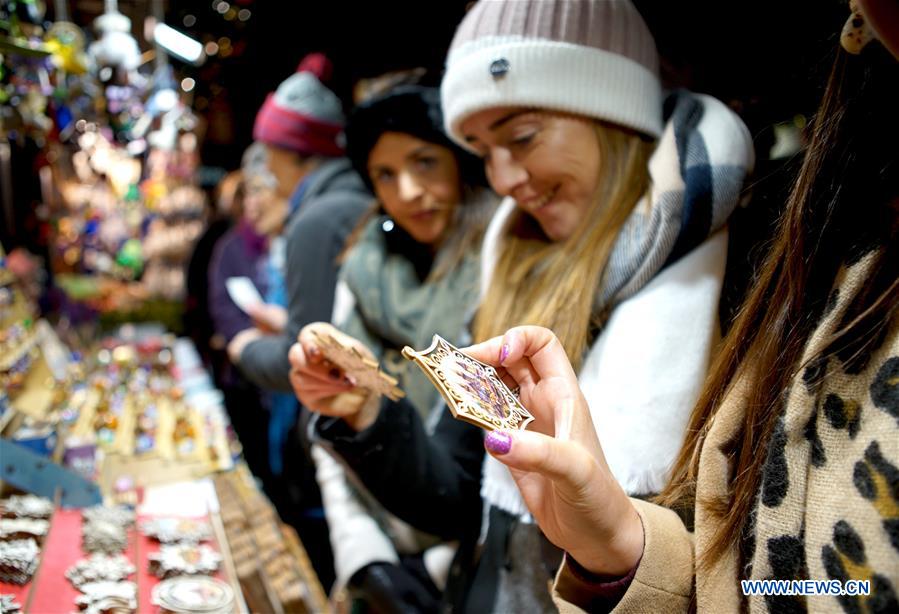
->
{"left": 345, "top": 85, "right": 486, "bottom": 192}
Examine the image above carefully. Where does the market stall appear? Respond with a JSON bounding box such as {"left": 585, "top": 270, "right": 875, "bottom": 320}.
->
{"left": 1, "top": 1, "right": 329, "bottom": 610}
{"left": 1, "top": 251, "right": 327, "bottom": 613}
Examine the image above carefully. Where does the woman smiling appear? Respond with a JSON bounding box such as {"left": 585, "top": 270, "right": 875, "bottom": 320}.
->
{"left": 292, "top": 1, "right": 754, "bottom": 610}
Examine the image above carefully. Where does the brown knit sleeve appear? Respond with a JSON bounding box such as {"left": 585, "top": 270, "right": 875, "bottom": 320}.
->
{"left": 553, "top": 498, "right": 694, "bottom": 613}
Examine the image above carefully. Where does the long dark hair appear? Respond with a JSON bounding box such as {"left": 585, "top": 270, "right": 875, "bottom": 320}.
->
{"left": 658, "top": 40, "right": 899, "bottom": 569}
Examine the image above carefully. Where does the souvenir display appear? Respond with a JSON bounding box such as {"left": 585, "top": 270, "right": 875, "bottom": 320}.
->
{"left": 214, "top": 470, "right": 328, "bottom": 613}
{"left": 2, "top": 7, "right": 346, "bottom": 613}
{"left": 73, "top": 580, "right": 137, "bottom": 613}
{"left": 82, "top": 506, "right": 135, "bottom": 530}
{"left": 140, "top": 517, "right": 211, "bottom": 544}
{"left": 0, "top": 495, "right": 53, "bottom": 520}
{"left": 82, "top": 517, "right": 127, "bottom": 555}
{"left": 151, "top": 576, "right": 234, "bottom": 614}
{"left": 78, "top": 595, "right": 136, "bottom": 614}
{"left": 0, "top": 539, "right": 39, "bottom": 585}
{"left": 0, "top": 519, "right": 49, "bottom": 540}
{"left": 66, "top": 553, "right": 135, "bottom": 588}
{"left": 402, "top": 335, "right": 535, "bottom": 432}
{"left": 0, "top": 393, "right": 9, "bottom": 425}
{"left": 0, "top": 594, "right": 22, "bottom": 614}
{"left": 148, "top": 543, "right": 222, "bottom": 579}
{"left": 309, "top": 328, "right": 405, "bottom": 401}
{"left": 0, "top": 329, "right": 237, "bottom": 501}
{"left": 0, "top": 304, "right": 39, "bottom": 394}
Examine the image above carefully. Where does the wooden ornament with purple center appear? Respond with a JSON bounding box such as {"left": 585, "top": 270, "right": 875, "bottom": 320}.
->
{"left": 402, "top": 334, "right": 534, "bottom": 432}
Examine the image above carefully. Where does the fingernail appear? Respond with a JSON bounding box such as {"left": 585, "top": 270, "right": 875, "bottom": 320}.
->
{"left": 485, "top": 430, "right": 512, "bottom": 455}
{"left": 328, "top": 368, "right": 341, "bottom": 380}
{"left": 498, "top": 343, "right": 510, "bottom": 365}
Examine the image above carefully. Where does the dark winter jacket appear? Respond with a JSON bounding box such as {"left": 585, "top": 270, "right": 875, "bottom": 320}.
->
{"left": 315, "top": 396, "right": 485, "bottom": 611}
{"left": 208, "top": 221, "right": 269, "bottom": 343}
{"left": 237, "top": 158, "right": 370, "bottom": 391}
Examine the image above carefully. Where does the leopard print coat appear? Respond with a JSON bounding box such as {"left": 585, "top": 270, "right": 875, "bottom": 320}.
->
{"left": 554, "top": 247, "right": 898, "bottom": 613}
{"left": 744, "top": 247, "right": 899, "bottom": 612}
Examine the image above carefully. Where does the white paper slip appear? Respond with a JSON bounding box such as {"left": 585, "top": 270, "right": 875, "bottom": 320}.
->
{"left": 225, "top": 277, "right": 264, "bottom": 314}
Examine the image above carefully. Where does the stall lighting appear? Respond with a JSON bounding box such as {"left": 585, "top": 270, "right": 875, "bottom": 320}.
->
{"left": 153, "top": 22, "right": 204, "bottom": 64}
{"left": 181, "top": 78, "right": 196, "bottom": 92}
{"left": 153, "top": 89, "right": 179, "bottom": 112}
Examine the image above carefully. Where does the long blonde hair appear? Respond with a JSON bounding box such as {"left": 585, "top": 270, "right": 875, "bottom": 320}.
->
{"left": 473, "top": 122, "right": 655, "bottom": 370}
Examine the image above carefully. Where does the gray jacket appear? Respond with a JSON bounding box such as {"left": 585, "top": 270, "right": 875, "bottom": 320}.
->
{"left": 237, "top": 157, "right": 370, "bottom": 391}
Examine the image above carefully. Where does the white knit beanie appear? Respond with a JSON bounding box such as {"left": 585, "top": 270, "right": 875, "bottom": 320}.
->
{"left": 441, "top": 0, "right": 663, "bottom": 148}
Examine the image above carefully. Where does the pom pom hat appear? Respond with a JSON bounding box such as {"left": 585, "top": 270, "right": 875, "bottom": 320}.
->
{"left": 253, "top": 52, "right": 346, "bottom": 157}
{"left": 441, "top": 0, "right": 663, "bottom": 149}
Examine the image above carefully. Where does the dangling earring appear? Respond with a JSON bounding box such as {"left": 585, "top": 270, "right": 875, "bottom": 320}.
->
{"left": 840, "top": 0, "right": 875, "bottom": 55}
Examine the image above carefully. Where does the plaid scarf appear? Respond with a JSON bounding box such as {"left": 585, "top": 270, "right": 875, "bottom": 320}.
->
{"left": 481, "top": 89, "right": 755, "bottom": 517}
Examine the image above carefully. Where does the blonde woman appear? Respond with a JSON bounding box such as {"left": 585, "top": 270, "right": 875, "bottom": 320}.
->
{"left": 472, "top": 1, "right": 899, "bottom": 611}
{"left": 290, "top": 1, "right": 754, "bottom": 610}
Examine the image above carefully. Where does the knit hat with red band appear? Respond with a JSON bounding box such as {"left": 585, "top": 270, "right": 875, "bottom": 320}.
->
{"left": 441, "top": 0, "right": 663, "bottom": 149}
{"left": 253, "top": 53, "right": 345, "bottom": 157}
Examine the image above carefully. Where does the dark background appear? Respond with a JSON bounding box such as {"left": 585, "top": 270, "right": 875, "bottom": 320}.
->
{"left": 53, "top": 0, "right": 849, "bottom": 170}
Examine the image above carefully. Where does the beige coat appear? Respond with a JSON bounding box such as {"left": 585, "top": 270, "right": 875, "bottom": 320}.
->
{"left": 554, "top": 251, "right": 899, "bottom": 612}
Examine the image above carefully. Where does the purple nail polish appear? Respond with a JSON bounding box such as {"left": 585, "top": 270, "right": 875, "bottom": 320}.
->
{"left": 499, "top": 343, "right": 510, "bottom": 365}
{"left": 485, "top": 430, "right": 512, "bottom": 455}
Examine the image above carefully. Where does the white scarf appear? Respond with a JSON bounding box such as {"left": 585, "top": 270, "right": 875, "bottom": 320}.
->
{"left": 480, "top": 91, "right": 755, "bottom": 518}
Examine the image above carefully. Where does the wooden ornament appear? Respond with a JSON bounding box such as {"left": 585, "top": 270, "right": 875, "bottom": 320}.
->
{"left": 309, "top": 329, "right": 404, "bottom": 401}
{"left": 402, "top": 335, "right": 534, "bottom": 432}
